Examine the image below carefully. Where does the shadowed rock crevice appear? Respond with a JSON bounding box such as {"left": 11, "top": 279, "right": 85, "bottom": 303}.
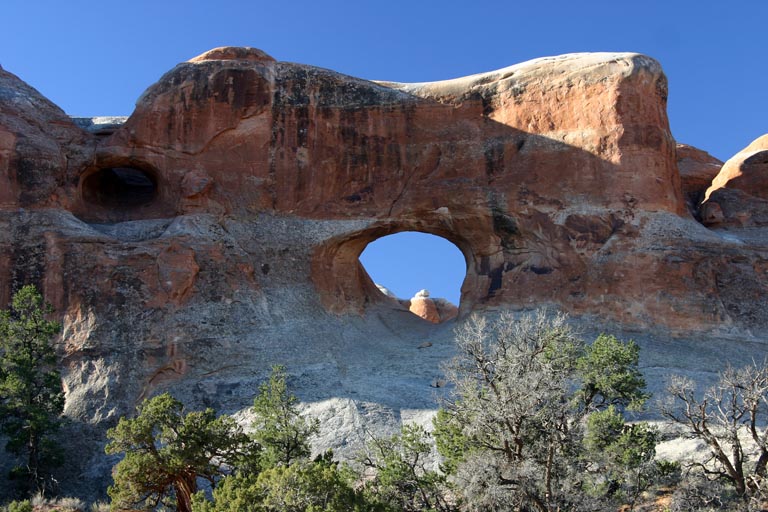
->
{"left": 82, "top": 167, "right": 157, "bottom": 208}
{"left": 74, "top": 158, "right": 176, "bottom": 223}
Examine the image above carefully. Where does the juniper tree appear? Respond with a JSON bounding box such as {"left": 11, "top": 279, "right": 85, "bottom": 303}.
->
{"left": 360, "top": 424, "right": 453, "bottom": 512}
{"left": 105, "top": 393, "right": 259, "bottom": 512}
{"left": 192, "top": 452, "right": 368, "bottom": 512}
{"left": 661, "top": 361, "right": 768, "bottom": 507}
{"left": 434, "top": 311, "right": 661, "bottom": 512}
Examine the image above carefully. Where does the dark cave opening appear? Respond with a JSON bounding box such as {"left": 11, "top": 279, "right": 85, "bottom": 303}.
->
{"left": 81, "top": 167, "right": 158, "bottom": 208}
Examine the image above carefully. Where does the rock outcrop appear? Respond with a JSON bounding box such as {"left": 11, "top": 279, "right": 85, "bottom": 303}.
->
{"left": 406, "top": 290, "right": 458, "bottom": 323}
{"left": 707, "top": 135, "right": 768, "bottom": 201}
{"left": 406, "top": 290, "right": 437, "bottom": 323}
{"left": 676, "top": 143, "right": 723, "bottom": 217}
{"left": 703, "top": 135, "right": 768, "bottom": 228}
{"left": 1, "top": 46, "right": 768, "bottom": 499}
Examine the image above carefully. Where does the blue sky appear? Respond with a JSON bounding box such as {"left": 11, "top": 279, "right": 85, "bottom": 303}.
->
{"left": 2, "top": 0, "right": 765, "bottom": 305}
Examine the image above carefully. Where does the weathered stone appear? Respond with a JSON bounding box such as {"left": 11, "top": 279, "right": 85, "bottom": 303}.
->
{"left": 71, "top": 116, "right": 128, "bottom": 135}
{"left": 706, "top": 134, "right": 768, "bottom": 201}
{"left": 2, "top": 46, "right": 766, "bottom": 346}
{"left": 700, "top": 200, "right": 725, "bottom": 226}
{"left": 375, "top": 283, "right": 397, "bottom": 299}
{"left": 181, "top": 169, "right": 214, "bottom": 198}
{"left": 409, "top": 295, "right": 440, "bottom": 323}
{"left": 701, "top": 135, "right": 768, "bottom": 227}
{"left": 2, "top": 48, "right": 768, "bottom": 500}
{"left": 434, "top": 298, "right": 459, "bottom": 322}
{"left": 676, "top": 143, "right": 723, "bottom": 216}
{"left": 188, "top": 46, "right": 276, "bottom": 64}
{"left": 677, "top": 144, "right": 722, "bottom": 192}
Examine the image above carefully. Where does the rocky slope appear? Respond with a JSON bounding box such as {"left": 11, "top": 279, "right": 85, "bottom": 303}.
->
{"left": 1, "top": 47, "right": 767, "bottom": 499}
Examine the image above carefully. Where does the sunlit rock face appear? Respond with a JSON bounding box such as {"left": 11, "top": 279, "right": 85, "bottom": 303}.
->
{"left": 2, "top": 46, "right": 768, "bottom": 498}
{"left": 404, "top": 290, "right": 458, "bottom": 323}
{"left": 703, "top": 135, "right": 768, "bottom": 228}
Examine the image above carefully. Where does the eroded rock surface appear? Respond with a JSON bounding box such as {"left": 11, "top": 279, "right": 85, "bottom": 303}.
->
{"left": 676, "top": 143, "right": 723, "bottom": 217}
{"left": 703, "top": 135, "right": 768, "bottom": 228}
{"left": 1, "top": 46, "right": 768, "bottom": 499}
{"left": 405, "top": 290, "right": 458, "bottom": 323}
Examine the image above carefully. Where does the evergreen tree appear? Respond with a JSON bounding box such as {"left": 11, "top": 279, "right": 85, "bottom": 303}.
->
{"left": 434, "top": 311, "right": 664, "bottom": 511}
{"left": 251, "top": 365, "right": 320, "bottom": 467}
{"left": 192, "top": 453, "right": 369, "bottom": 512}
{"left": 0, "top": 285, "right": 64, "bottom": 496}
{"left": 360, "top": 424, "right": 454, "bottom": 512}
{"left": 105, "top": 393, "right": 258, "bottom": 512}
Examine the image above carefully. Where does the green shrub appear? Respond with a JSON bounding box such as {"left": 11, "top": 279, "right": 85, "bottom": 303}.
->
{"left": 193, "top": 454, "right": 368, "bottom": 511}
{"left": 3, "top": 500, "right": 32, "bottom": 512}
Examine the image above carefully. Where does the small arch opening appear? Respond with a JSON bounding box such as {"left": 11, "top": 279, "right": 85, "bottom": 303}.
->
{"left": 359, "top": 231, "right": 466, "bottom": 323}
{"left": 82, "top": 166, "right": 158, "bottom": 208}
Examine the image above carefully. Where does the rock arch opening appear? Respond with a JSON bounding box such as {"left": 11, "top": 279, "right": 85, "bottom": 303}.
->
{"left": 311, "top": 216, "right": 494, "bottom": 319}
{"left": 81, "top": 166, "right": 158, "bottom": 208}
{"left": 359, "top": 231, "right": 466, "bottom": 323}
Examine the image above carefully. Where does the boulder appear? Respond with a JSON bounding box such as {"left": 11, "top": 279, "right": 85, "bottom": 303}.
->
{"left": 409, "top": 295, "right": 440, "bottom": 323}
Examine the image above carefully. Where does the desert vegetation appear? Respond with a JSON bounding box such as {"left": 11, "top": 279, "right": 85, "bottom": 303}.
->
{"left": 4, "top": 288, "right": 768, "bottom": 510}
{"left": 0, "top": 286, "right": 65, "bottom": 498}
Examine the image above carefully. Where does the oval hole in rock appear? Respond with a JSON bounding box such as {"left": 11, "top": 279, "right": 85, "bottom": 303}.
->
{"left": 82, "top": 167, "right": 157, "bottom": 208}
{"left": 359, "top": 232, "right": 466, "bottom": 323}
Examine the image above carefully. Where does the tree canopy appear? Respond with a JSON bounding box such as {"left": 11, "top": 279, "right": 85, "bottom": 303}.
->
{"left": 360, "top": 424, "right": 452, "bottom": 512}
{"left": 251, "top": 365, "right": 320, "bottom": 468}
{"left": 661, "top": 361, "right": 768, "bottom": 507}
{"left": 105, "top": 393, "right": 258, "bottom": 512}
{"left": 434, "top": 311, "right": 663, "bottom": 511}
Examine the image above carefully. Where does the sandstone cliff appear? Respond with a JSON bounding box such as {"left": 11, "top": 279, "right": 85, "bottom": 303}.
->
{"left": 1, "top": 46, "right": 767, "bottom": 499}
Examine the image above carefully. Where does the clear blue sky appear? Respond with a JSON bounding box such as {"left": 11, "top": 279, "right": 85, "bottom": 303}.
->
{"left": 2, "top": 0, "right": 765, "bottom": 305}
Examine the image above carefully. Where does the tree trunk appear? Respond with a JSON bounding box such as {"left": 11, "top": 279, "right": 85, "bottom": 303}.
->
{"left": 754, "top": 449, "right": 768, "bottom": 478}
{"left": 545, "top": 443, "right": 555, "bottom": 511}
{"left": 174, "top": 474, "right": 198, "bottom": 512}
{"left": 28, "top": 431, "right": 41, "bottom": 494}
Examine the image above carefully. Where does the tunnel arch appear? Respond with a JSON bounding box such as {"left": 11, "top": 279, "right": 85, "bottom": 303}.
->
{"left": 310, "top": 215, "right": 502, "bottom": 320}
{"left": 360, "top": 231, "right": 466, "bottom": 323}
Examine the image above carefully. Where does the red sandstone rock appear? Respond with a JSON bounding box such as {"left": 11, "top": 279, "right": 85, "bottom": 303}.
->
{"left": 0, "top": 68, "right": 88, "bottom": 209}
{"left": 181, "top": 169, "right": 214, "bottom": 198}
{"left": 706, "top": 134, "right": 768, "bottom": 201}
{"left": 700, "top": 135, "right": 768, "bottom": 228}
{"left": 677, "top": 144, "right": 723, "bottom": 192}
{"left": 700, "top": 200, "right": 725, "bottom": 226}
{"left": 1, "top": 47, "right": 767, "bottom": 351}
{"left": 155, "top": 243, "right": 199, "bottom": 306}
{"left": 409, "top": 296, "right": 440, "bottom": 323}
{"left": 676, "top": 143, "right": 723, "bottom": 215}
{"left": 434, "top": 298, "right": 459, "bottom": 322}
{"left": 188, "top": 46, "right": 276, "bottom": 63}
